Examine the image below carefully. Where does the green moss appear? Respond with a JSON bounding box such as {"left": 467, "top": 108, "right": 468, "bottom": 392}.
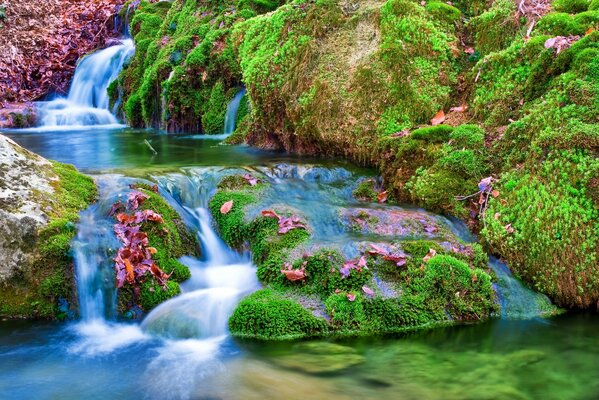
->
{"left": 590, "top": 0, "right": 599, "bottom": 10}
{"left": 482, "top": 150, "right": 598, "bottom": 309}
{"left": 209, "top": 191, "right": 257, "bottom": 248}
{"left": 139, "top": 279, "right": 181, "bottom": 311}
{"left": 426, "top": 1, "right": 462, "bottom": 25}
{"left": 553, "top": 0, "right": 591, "bottom": 14}
{"left": 469, "top": 0, "right": 519, "bottom": 55}
{"left": 229, "top": 288, "right": 328, "bottom": 340}
{"left": 535, "top": 12, "right": 585, "bottom": 36}
{"left": 201, "top": 81, "right": 229, "bottom": 134}
{"left": 353, "top": 179, "right": 378, "bottom": 202}
{"left": 410, "top": 125, "right": 454, "bottom": 143}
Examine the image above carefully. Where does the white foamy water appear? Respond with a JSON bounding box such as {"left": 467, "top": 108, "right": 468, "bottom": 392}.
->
{"left": 36, "top": 39, "right": 134, "bottom": 129}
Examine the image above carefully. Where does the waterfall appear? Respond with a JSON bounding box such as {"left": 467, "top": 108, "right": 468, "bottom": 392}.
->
{"left": 140, "top": 172, "right": 258, "bottom": 339}
{"left": 36, "top": 39, "right": 135, "bottom": 129}
{"left": 223, "top": 88, "right": 246, "bottom": 135}
{"left": 488, "top": 257, "right": 554, "bottom": 319}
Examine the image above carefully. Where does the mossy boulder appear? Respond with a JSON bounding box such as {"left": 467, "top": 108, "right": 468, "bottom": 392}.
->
{"left": 0, "top": 135, "right": 97, "bottom": 319}
{"left": 116, "top": 184, "right": 198, "bottom": 315}
{"left": 210, "top": 174, "right": 498, "bottom": 341}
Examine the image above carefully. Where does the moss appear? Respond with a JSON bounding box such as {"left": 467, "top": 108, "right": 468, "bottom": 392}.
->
{"left": 229, "top": 288, "right": 328, "bottom": 340}
{"left": 201, "top": 81, "right": 230, "bottom": 134}
{"left": 0, "top": 161, "right": 97, "bottom": 319}
{"left": 469, "top": 0, "right": 519, "bottom": 55}
{"left": 535, "top": 12, "right": 585, "bottom": 36}
{"left": 482, "top": 150, "right": 599, "bottom": 309}
{"left": 591, "top": 0, "right": 599, "bottom": 10}
{"left": 553, "top": 0, "right": 591, "bottom": 14}
{"left": 116, "top": 185, "right": 196, "bottom": 314}
{"left": 410, "top": 125, "right": 454, "bottom": 143}
{"left": 139, "top": 279, "right": 181, "bottom": 311}
{"left": 405, "top": 254, "right": 498, "bottom": 320}
{"left": 353, "top": 179, "right": 378, "bottom": 202}
{"left": 209, "top": 191, "right": 258, "bottom": 248}
{"left": 425, "top": 1, "right": 462, "bottom": 26}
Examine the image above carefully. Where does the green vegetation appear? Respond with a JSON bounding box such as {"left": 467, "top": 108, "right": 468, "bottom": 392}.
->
{"left": 116, "top": 184, "right": 197, "bottom": 314}
{"left": 209, "top": 174, "right": 497, "bottom": 340}
{"left": 0, "top": 162, "right": 97, "bottom": 319}
{"left": 116, "top": 0, "right": 598, "bottom": 312}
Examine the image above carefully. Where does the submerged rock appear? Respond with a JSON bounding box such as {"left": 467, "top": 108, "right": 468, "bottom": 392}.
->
{"left": 269, "top": 342, "right": 365, "bottom": 374}
{"left": 0, "top": 134, "right": 97, "bottom": 318}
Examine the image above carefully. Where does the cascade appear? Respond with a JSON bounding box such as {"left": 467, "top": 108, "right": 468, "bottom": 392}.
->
{"left": 223, "top": 88, "right": 246, "bottom": 135}
{"left": 36, "top": 39, "right": 135, "bottom": 129}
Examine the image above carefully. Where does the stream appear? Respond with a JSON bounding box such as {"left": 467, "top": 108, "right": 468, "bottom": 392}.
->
{"left": 1, "top": 128, "right": 598, "bottom": 400}
{"left": 1, "top": 37, "right": 598, "bottom": 400}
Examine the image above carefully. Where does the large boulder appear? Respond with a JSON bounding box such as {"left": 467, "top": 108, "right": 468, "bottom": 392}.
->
{"left": 0, "top": 135, "right": 97, "bottom": 318}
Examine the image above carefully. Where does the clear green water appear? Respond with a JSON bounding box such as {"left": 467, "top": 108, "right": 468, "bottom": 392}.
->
{"left": 1, "top": 128, "right": 598, "bottom": 400}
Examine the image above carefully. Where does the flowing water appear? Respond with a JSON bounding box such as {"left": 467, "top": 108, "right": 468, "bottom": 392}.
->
{"left": 1, "top": 128, "right": 599, "bottom": 399}
{"left": 223, "top": 88, "right": 246, "bottom": 135}
{"left": 34, "top": 39, "right": 135, "bottom": 129}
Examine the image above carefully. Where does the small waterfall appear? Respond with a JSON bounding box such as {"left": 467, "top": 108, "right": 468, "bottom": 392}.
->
{"left": 488, "top": 257, "right": 555, "bottom": 319}
{"left": 223, "top": 88, "right": 246, "bottom": 135}
{"left": 37, "top": 39, "right": 135, "bottom": 129}
{"left": 141, "top": 173, "right": 258, "bottom": 339}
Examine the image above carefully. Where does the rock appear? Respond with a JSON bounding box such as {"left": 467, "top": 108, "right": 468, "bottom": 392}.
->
{"left": 0, "top": 134, "right": 97, "bottom": 318}
{"left": 339, "top": 207, "right": 447, "bottom": 238}
{"left": 268, "top": 342, "right": 365, "bottom": 374}
{"left": 0, "top": 135, "right": 54, "bottom": 280}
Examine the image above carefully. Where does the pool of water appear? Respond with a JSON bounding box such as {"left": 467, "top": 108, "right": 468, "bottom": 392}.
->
{"left": 1, "top": 314, "right": 598, "bottom": 399}
{"left": 1, "top": 127, "right": 598, "bottom": 400}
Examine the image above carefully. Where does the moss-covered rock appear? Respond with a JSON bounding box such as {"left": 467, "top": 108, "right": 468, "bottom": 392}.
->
{"left": 0, "top": 135, "right": 97, "bottom": 319}
{"left": 115, "top": 184, "right": 197, "bottom": 315}
{"left": 209, "top": 173, "right": 497, "bottom": 340}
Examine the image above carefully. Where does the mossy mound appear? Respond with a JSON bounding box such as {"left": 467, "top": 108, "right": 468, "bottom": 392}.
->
{"left": 209, "top": 175, "right": 497, "bottom": 340}
{"left": 116, "top": 184, "right": 198, "bottom": 315}
{"left": 0, "top": 161, "right": 97, "bottom": 319}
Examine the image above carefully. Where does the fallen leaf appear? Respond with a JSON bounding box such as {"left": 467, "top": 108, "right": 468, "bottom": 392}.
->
{"left": 347, "top": 293, "right": 356, "bottom": 302}
{"left": 491, "top": 189, "right": 500, "bottom": 198}
{"left": 450, "top": 104, "right": 468, "bottom": 112}
{"left": 423, "top": 248, "right": 437, "bottom": 263}
{"left": 464, "top": 47, "right": 475, "bottom": 55}
{"left": 362, "top": 286, "right": 374, "bottom": 297}
{"left": 431, "top": 110, "right": 446, "bottom": 126}
{"left": 377, "top": 191, "right": 388, "bottom": 203}
{"left": 220, "top": 200, "right": 233, "bottom": 214}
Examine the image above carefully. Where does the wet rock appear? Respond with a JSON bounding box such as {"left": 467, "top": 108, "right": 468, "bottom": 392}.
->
{"left": 339, "top": 207, "right": 446, "bottom": 238}
{"left": 0, "top": 134, "right": 97, "bottom": 318}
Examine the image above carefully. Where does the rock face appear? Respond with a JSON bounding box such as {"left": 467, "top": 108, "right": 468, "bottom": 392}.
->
{"left": 0, "top": 135, "right": 54, "bottom": 280}
{"left": 0, "top": 135, "right": 97, "bottom": 318}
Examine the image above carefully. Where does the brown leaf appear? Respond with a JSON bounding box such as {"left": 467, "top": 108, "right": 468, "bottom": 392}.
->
{"left": 430, "top": 110, "right": 446, "bottom": 126}
{"left": 377, "top": 190, "right": 388, "bottom": 203}
{"left": 220, "top": 200, "right": 233, "bottom": 214}
{"left": 423, "top": 248, "right": 437, "bottom": 263}
{"left": 491, "top": 190, "right": 500, "bottom": 198}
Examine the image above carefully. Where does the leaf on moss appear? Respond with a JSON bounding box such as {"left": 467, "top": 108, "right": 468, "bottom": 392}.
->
{"left": 220, "top": 200, "right": 234, "bottom": 214}
{"left": 431, "top": 110, "right": 446, "bottom": 126}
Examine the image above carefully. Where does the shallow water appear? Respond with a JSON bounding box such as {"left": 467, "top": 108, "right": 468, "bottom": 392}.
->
{"left": 1, "top": 127, "right": 598, "bottom": 400}
{"left": 1, "top": 314, "right": 598, "bottom": 399}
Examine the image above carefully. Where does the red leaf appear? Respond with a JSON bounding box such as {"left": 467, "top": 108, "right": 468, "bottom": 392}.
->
{"left": 377, "top": 191, "right": 388, "bottom": 204}
{"left": 362, "top": 286, "right": 374, "bottom": 297}
{"left": 431, "top": 110, "right": 446, "bottom": 126}
{"left": 220, "top": 200, "right": 234, "bottom": 214}
{"left": 261, "top": 210, "right": 280, "bottom": 219}
{"left": 347, "top": 293, "right": 356, "bottom": 302}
